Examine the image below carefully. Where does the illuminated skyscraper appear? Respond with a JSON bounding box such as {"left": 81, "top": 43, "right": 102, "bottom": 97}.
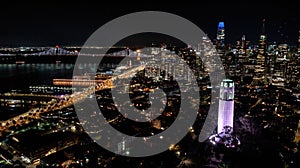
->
{"left": 236, "top": 35, "right": 250, "bottom": 67}
{"left": 255, "top": 19, "right": 268, "bottom": 84}
{"left": 236, "top": 35, "right": 250, "bottom": 55}
{"left": 258, "top": 19, "right": 267, "bottom": 56}
{"left": 298, "top": 30, "right": 300, "bottom": 53}
{"left": 216, "top": 22, "right": 225, "bottom": 50}
{"left": 240, "top": 35, "right": 246, "bottom": 54}
{"left": 217, "top": 79, "right": 234, "bottom": 134}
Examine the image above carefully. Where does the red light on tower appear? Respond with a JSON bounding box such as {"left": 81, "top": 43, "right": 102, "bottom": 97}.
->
{"left": 55, "top": 45, "right": 59, "bottom": 48}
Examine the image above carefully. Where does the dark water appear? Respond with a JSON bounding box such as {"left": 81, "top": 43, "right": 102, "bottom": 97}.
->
{"left": 0, "top": 60, "right": 120, "bottom": 120}
{"left": 0, "top": 63, "right": 75, "bottom": 93}
{"left": 0, "top": 63, "right": 75, "bottom": 120}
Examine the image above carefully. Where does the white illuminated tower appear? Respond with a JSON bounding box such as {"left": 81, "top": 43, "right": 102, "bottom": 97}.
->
{"left": 217, "top": 79, "right": 234, "bottom": 134}
{"left": 209, "top": 79, "right": 240, "bottom": 148}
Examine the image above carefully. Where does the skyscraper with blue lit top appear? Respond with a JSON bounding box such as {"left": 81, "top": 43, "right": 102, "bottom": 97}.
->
{"left": 216, "top": 22, "right": 225, "bottom": 50}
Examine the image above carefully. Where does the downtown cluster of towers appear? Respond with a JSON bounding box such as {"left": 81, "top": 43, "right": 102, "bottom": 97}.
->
{"left": 210, "top": 20, "right": 299, "bottom": 147}
{"left": 215, "top": 20, "right": 300, "bottom": 54}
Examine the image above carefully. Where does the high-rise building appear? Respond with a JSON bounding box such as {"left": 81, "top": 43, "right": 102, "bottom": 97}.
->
{"left": 258, "top": 19, "right": 267, "bottom": 56}
{"left": 240, "top": 35, "right": 247, "bottom": 54}
{"left": 236, "top": 35, "right": 250, "bottom": 56}
{"left": 209, "top": 79, "right": 240, "bottom": 148}
{"left": 298, "top": 30, "right": 300, "bottom": 53}
{"left": 236, "top": 35, "right": 250, "bottom": 71}
{"left": 216, "top": 22, "right": 225, "bottom": 50}
{"left": 255, "top": 19, "right": 268, "bottom": 84}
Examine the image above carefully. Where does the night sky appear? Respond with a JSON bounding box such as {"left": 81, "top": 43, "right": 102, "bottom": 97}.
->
{"left": 0, "top": 1, "right": 299, "bottom": 47}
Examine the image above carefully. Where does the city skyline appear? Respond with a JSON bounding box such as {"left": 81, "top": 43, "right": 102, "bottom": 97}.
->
{"left": 0, "top": 1, "right": 300, "bottom": 167}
